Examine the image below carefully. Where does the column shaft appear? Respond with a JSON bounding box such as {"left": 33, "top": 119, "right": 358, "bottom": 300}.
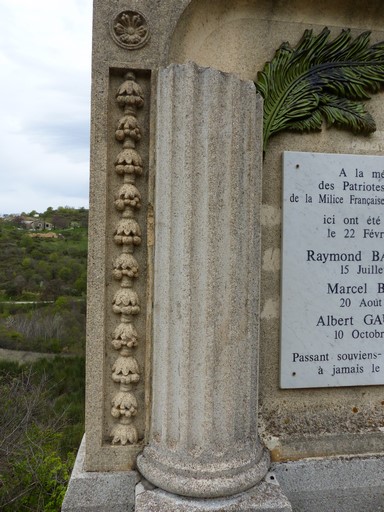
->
{"left": 137, "top": 62, "right": 268, "bottom": 499}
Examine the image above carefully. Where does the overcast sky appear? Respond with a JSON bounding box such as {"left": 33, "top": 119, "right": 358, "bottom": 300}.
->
{"left": 0, "top": 0, "right": 93, "bottom": 215}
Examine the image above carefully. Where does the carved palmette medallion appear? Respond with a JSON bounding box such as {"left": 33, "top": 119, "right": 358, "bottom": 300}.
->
{"left": 110, "top": 72, "right": 144, "bottom": 445}
{"left": 110, "top": 10, "right": 150, "bottom": 50}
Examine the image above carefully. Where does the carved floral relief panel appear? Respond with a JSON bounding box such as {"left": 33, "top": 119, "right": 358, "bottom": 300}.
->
{"left": 106, "top": 70, "right": 151, "bottom": 449}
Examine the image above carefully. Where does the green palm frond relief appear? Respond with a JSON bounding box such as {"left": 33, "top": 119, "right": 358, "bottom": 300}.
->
{"left": 256, "top": 28, "right": 384, "bottom": 151}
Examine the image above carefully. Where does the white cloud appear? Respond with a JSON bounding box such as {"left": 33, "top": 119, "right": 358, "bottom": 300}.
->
{"left": 0, "top": 0, "right": 92, "bottom": 214}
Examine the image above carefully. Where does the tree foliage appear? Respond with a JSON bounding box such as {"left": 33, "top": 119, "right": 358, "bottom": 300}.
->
{"left": 0, "top": 298, "right": 86, "bottom": 354}
{"left": 0, "top": 360, "right": 84, "bottom": 511}
{"left": 0, "top": 212, "right": 88, "bottom": 301}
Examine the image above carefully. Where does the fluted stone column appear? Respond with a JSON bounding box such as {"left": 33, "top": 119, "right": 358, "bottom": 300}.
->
{"left": 137, "top": 63, "right": 285, "bottom": 510}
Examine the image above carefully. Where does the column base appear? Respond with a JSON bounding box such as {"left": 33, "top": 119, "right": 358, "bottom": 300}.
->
{"left": 137, "top": 446, "right": 270, "bottom": 498}
{"left": 135, "top": 477, "right": 292, "bottom": 512}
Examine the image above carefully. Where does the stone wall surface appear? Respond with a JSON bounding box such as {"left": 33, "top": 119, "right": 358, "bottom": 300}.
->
{"left": 168, "top": 0, "right": 384, "bottom": 462}
{"left": 272, "top": 456, "right": 384, "bottom": 511}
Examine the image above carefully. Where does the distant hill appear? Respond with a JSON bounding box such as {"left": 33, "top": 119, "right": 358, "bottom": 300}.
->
{"left": 3, "top": 206, "right": 88, "bottom": 230}
{"left": 0, "top": 207, "right": 88, "bottom": 354}
{"left": 0, "top": 207, "right": 88, "bottom": 302}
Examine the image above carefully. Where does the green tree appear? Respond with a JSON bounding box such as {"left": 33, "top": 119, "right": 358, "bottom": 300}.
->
{"left": 0, "top": 366, "right": 80, "bottom": 511}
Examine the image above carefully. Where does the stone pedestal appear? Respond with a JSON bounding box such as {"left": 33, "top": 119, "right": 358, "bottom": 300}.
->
{"left": 135, "top": 481, "right": 292, "bottom": 511}
{"left": 136, "top": 62, "right": 281, "bottom": 509}
{"left": 61, "top": 436, "right": 137, "bottom": 512}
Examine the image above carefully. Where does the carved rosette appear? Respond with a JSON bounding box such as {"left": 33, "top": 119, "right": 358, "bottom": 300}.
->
{"left": 110, "top": 72, "right": 144, "bottom": 445}
{"left": 110, "top": 10, "right": 150, "bottom": 50}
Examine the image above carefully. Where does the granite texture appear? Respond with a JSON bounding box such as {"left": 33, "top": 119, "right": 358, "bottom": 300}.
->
{"left": 273, "top": 456, "right": 384, "bottom": 511}
{"left": 61, "top": 436, "right": 138, "bottom": 512}
{"left": 135, "top": 480, "right": 292, "bottom": 511}
{"left": 136, "top": 62, "right": 269, "bottom": 500}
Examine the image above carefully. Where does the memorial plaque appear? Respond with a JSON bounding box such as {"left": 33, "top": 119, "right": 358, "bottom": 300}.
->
{"left": 281, "top": 151, "right": 384, "bottom": 388}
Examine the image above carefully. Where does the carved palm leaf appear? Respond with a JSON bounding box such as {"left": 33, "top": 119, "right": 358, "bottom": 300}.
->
{"left": 256, "top": 28, "right": 384, "bottom": 151}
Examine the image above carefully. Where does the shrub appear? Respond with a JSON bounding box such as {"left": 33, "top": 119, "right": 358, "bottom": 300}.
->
{"left": 0, "top": 361, "right": 84, "bottom": 511}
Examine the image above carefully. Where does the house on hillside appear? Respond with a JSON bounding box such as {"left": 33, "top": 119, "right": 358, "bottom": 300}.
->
{"left": 21, "top": 218, "right": 53, "bottom": 231}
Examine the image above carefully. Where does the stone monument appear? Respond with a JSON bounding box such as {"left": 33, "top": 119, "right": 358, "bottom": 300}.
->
{"left": 62, "top": 1, "right": 384, "bottom": 511}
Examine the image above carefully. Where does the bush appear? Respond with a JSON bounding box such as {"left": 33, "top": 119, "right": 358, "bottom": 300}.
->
{"left": 0, "top": 360, "right": 84, "bottom": 511}
{"left": 0, "top": 300, "right": 86, "bottom": 354}
{"left": 0, "top": 427, "right": 75, "bottom": 512}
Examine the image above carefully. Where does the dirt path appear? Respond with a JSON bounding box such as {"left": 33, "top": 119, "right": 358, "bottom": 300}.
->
{"left": 0, "top": 348, "right": 70, "bottom": 364}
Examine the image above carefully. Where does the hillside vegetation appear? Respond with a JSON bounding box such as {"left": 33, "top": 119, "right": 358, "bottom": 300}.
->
{"left": 0, "top": 206, "right": 88, "bottom": 302}
{"left": 0, "top": 207, "right": 87, "bottom": 511}
{"left": 0, "top": 208, "right": 87, "bottom": 354}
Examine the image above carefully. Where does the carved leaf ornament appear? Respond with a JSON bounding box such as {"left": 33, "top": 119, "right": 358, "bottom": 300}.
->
{"left": 110, "top": 72, "right": 144, "bottom": 446}
{"left": 256, "top": 28, "right": 384, "bottom": 151}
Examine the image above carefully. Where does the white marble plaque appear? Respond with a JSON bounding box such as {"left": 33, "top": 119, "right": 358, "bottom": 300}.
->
{"left": 281, "top": 151, "right": 384, "bottom": 388}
